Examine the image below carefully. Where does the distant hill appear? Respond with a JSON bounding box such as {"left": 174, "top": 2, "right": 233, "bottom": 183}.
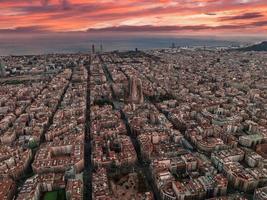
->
{"left": 239, "top": 41, "right": 267, "bottom": 51}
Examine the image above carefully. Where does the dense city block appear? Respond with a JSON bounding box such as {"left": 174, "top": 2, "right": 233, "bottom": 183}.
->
{"left": 0, "top": 48, "right": 266, "bottom": 200}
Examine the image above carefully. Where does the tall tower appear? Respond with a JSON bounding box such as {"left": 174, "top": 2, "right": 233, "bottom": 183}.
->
{"left": 100, "top": 44, "right": 103, "bottom": 53}
{"left": 0, "top": 60, "right": 6, "bottom": 77}
{"left": 128, "top": 76, "right": 144, "bottom": 104}
{"left": 92, "top": 44, "right": 95, "bottom": 54}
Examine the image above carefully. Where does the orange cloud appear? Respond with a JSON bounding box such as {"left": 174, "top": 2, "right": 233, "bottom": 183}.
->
{"left": 0, "top": 0, "right": 266, "bottom": 35}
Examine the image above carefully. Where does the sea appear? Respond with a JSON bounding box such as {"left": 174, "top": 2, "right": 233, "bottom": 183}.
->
{"left": 0, "top": 33, "right": 246, "bottom": 55}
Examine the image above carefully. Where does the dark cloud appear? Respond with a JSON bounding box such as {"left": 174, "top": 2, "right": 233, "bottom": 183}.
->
{"left": 219, "top": 12, "right": 264, "bottom": 21}
{"left": 87, "top": 20, "right": 267, "bottom": 33}
{"left": 87, "top": 24, "right": 241, "bottom": 32}
{"left": 251, "top": 20, "right": 267, "bottom": 26}
{"left": 60, "top": 0, "right": 70, "bottom": 10}
{"left": 205, "top": 12, "right": 217, "bottom": 16}
{"left": 41, "top": 0, "right": 49, "bottom": 6}
{"left": 0, "top": 26, "right": 49, "bottom": 33}
{"left": 40, "top": 0, "right": 70, "bottom": 9}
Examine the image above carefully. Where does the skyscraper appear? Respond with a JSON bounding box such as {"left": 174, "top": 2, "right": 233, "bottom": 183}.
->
{"left": 0, "top": 60, "right": 6, "bottom": 77}
{"left": 92, "top": 44, "right": 95, "bottom": 54}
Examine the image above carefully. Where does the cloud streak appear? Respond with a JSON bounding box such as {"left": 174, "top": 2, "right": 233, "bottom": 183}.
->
{"left": 0, "top": 26, "right": 50, "bottom": 33}
{"left": 219, "top": 12, "right": 264, "bottom": 21}
{"left": 87, "top": 20, "right": 267, "bottom": 33}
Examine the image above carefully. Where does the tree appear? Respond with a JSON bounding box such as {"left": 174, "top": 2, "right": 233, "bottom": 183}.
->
{"left": 28, "top": 138, "right": 38, "bottom": 149}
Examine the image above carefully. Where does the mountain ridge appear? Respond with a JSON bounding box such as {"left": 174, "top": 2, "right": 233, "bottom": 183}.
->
{"left": 239, "top": 41, "right": 267, "bottom": 51}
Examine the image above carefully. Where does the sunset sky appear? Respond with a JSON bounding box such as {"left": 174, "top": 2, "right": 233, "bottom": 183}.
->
{"left": 0, "top": 0, "right": 267, "bottom": 36}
